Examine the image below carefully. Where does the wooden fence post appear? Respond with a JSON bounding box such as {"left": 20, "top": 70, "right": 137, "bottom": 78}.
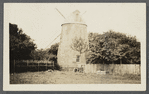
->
{"left": 134, "top": 64, "right": 136, "bottom": 74}
{"left": 27, "top": 60, "right": 28, "bottom": 72}
{"left": 38, "top": 61, "right": 39, "bottom": 72}
{"left": 53, "top": 61, "right": 54, "bottom": 70}
{"left": 89, "top": 64, "right": 90, "bottom": 73}
{"left": 14, "top": 60, "right": 15, "bottom": 74}
{"left": 46, "top": 61, "right": 47, "bottom": 71}
{"left": 103, "top": 61, "right": 104, "bottom": 71}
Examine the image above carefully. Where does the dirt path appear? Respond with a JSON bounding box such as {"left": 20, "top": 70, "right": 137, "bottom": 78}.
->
{"left": 10, "top": 71, "right": 141, "bottom": 84}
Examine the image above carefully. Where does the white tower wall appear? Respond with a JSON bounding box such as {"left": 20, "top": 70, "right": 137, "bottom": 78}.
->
{"left": 57, "top": 10, "right": 88, "bottom": 67}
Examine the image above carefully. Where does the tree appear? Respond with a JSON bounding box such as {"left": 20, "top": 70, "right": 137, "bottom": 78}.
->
{"left": 48, "top": 43, "right": 60, "bottom": 70}
{"left": 30, "top": 43, "right": 59, "bottom": 61}
{"left": 70, "top": 37, "right": 89, "bottom": 63}
{"left": 9, "top": 23, "right": 36, "bottom": 60}
{"left": 9, "top": 23, "right": 36, "bottom": 73}
{"left": 30, "top": 49, "right": 48, "bottom": 60}
{"left": 49, "top": 43, "right": 59, "bottom": 56}
{"left": 87, "top": 30, "right": 140, "bottom": 64}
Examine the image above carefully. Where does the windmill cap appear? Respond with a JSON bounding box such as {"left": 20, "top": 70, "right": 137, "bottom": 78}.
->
{"left": 73, "top": 10, "right": 80, "bottom": 15}
{"left": 62, "top": 10, "right": 86, "bottom": 26}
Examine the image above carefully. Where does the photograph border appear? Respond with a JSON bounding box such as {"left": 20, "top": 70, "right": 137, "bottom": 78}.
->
{"left": 1, "top": 0, "right": 148, "bottom": 93}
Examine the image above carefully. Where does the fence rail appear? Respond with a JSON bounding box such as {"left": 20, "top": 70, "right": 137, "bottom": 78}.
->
{"left": 10, "top": 60, "right": 141, "bottom": 75}
{"left": 53, "top": 64, "right": 141, "bottom": 75}
{"left": 11, "top": 60, "right": 54, "bottom": 73}
{"left": 84, "top": 64, "right": 141, "bottom": 75}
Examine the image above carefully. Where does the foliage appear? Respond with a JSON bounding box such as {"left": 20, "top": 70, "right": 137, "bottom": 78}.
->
{"left": 30, "top": 43, "right": 59, "bottom": 61}
{"left": 30, "top": 43, "right": 60, "bottom": 70}
{"left": 87, "top": 30, "right": 140, "bottom": 64}
{"left": 48, "top": 43, "right": 60, "bottom": 70}
{"left": 30, "top": 49, "right": 50, "bottom": 60}
{"left": 49, "top": 43, "right": 59, "bottom": 56}
{"left": 70, "top": 37, "right": 89, "bottom": 63}
{"left": 9, "top": 23, "right": 36, "bottom": 60}
{"left": 10, "top": 22, "right": 140, "bottom": 66}
{"left": 71, "top": 37, "right": 89, "bottom": 54}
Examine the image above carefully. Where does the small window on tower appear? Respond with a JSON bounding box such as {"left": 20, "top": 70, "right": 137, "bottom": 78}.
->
{"left": 76, "top": 55, "right": 80, "bottom": 62}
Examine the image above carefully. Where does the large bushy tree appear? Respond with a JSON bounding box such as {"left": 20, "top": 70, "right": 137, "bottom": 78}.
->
{"left": 9, "top": 23, "right": 36, "bottom": 60}
{"left": 87, "top": 30, "right": 140, "bottom": 64}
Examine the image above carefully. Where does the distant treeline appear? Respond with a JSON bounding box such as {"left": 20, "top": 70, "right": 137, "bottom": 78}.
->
{"left": 10, "top": 23, "right": 140, "bottom": 64}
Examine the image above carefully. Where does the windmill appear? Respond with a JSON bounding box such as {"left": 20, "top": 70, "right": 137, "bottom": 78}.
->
{"left": 56, "top": 9, "right": 89, "bottom": 68}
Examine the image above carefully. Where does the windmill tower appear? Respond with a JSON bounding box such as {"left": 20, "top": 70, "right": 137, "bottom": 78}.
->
{"left": 57, "top": 10, "right": 88, "bottom": 68}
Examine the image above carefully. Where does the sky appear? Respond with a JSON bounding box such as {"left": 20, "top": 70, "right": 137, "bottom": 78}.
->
{"left": 4, "top": 3, "right": 146, "bottom": 49}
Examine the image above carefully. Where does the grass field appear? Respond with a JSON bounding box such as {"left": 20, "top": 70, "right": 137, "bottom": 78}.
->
{"left": 10, "top": 71, "right": 141, "bottom": 84}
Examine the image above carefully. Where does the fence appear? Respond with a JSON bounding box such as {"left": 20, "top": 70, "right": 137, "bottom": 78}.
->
{"left": 84, "top": 64, "right": 141, "bottom": 75}
{"left": 11, "top": 60, "right": 54, "bottom": 73}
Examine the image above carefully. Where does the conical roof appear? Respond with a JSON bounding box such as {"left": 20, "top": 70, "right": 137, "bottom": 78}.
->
{"left": 63, "top": 10, "right": 86, "bottom": 24}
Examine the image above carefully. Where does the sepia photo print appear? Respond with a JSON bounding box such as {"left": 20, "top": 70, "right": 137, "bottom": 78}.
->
{"left": 3, "top": 3, "right": 146, "bottom": 91}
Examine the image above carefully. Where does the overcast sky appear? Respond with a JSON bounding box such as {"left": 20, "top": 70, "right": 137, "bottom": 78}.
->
{"left": 5, "top": 3, "right": 146, "bottom": 49}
